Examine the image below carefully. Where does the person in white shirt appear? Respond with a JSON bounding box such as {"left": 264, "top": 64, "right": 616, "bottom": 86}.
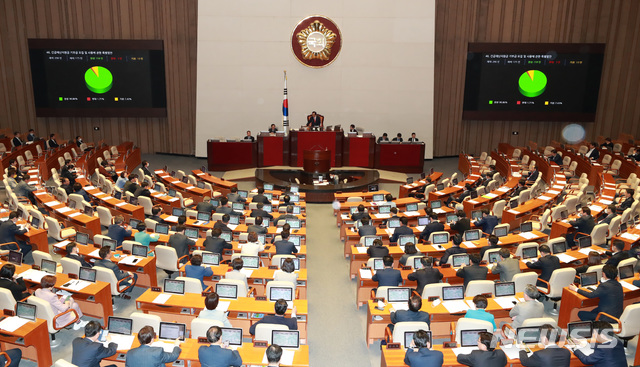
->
{"left": 240, "top": 232, "right": 265, "bottom": 256}
{"left": 225, "top": 258, "right": 249, "bottom": 292}
{"left": 274, "top": 258, "right": 298, "bottom": 291}
{"left": 197, "top": 292, "right": 232, "bottom": 327}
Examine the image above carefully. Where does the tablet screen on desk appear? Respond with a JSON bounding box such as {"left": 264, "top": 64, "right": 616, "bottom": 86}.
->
{"left": 163, "top": 279, "right": 185, "bottom": 295}
{"left": 388, "top": 218, "right": 401, "bottom": 228}
{"left": 185, "top": 228, "right": 199, "bottom": 239}
{"left": 159, "top": 322, "right": 186, "bottom": 341}
{"left": 132, "top": 244, "right": 148, "bottom": 258}
{"left": 216, "top": 283, "right": 238, "bottom": 299}
{"left": 172, "top": 208, "right": 185, "bottom": 217}
{"left": 578, "top": 236, "right": 592, "bottom": 248}
{"left": 464, "top": 230, "right": 481, "bottom": 241}
{"left": 452, "top": 254, "right": 470, "bottom": 267}
{"left": 202, "top": 252, "right": 220, "bottom": 265}
{"left": 430, "top": 200, "right": 442, "bottom": 209}
{"left": 16, "top": 302, "right": 36, "bottom": 321}
{"left": 232, "top": 203, "right": 244, "bottom": 211}
{"left": 619, "top": 264, "right": 634, "bottom": 280}
{"left": 372, "top": 194, "right": 384, "bottom": 202}
{"left": 442, "top": 285, "right": 464, "bottom": 301}
{"left": 432, "top": 233, "right": 449, "bottom": 245}
{"left": 517, "top": 326, "right": 542, "bottom": 344}
{"left": 495, "top": 282, "right": 515, "bottom": 297}
{"left": 520, "top": 222, "right": 533, "bottom": 233}
{"left": 552, "top": 241, "right": 567, "bottom": 254}
{"left": 41, "top": 259, "right": 56, "bottom": 274}
{"left": 79, "top": 267, "right": 97, "bottom": 282}
{"left": 108, "top": 316, "right": 133, "bottom": 335}
{"left": 272, "top": 330, "right": 299, "bottom": 349}
{"left": 488, "top": 252, "right": 501, "bottom": 264}
{"left": 221, "top": 327, "right": 243, "bottom": 347}
{"left": 289, "top": 235, "right": 301, "bottom": 247}
{"left": 8, "top": 251, "right": 22, "bottom": 265}
{"left": 378, "top": 205, "right": 391, "bottom": 214}
{"left": 241, "top": 256, "right": 259, "bottom": 269}
{"left": 76, "top": 232, "right": 90, "bottom": 245}
{"left": 417, "top": 217, "right": 430, "bottom": 226}
{"left": 286, "top": 218, "right": 300, "bottom": 229}
{"left": 522, "top": 247, "right": 538, "bottom": 259}
{"left": 31, "top": 217, "right": 40, "bottom": 229}
{"left": 197, "top": 212, "right": 210, "bottom": 222}
{"left": 580, "top": 272, "right": 598, "bottom": 287}
{"left": 102, "top": 239, "right": 117, "bottom": 250}
{"left": 155, "top": 224, "right": 169, "bottom": 235}
{"left": 568, "top": 321, "right": 592, "bottom": 340}
{"left": 404, "top": 330, "right": 431, "bottom": 349}
{"left": 220, "top": 231, "right": 232, "bottom": 242}
{"left": 129, "top": 218, "right": 140, "bottom": 229}
{"left": 197, "top": 181, "right": 205, "bottom": 189}
{"left": 471, "top": 210, "right": 482, "bottom": 220}
{"left": 263, "top": 204, "right": 272, "bottom": 213}
{"left": 460, "top": 329, "right": 484, "bottom": 347}
{"left": 387, "top": 287, "right": 410, "bottom": 303}
{"left": 264, "top": 184, "right": 274, "bottom": 191}
{"left": 229, "top": 215, "right": 240, "bottom": 225}
{"left": 398, "top": 235, "right": 416, "bottom": 246}
{"left": 494, "top": 226, "right": 508, "bottom": 238}
{"left": 280, "top": 257, "right": 300, "bottom": 270}
{"left": 373, "top": 258, "right": 384, "bottom": 271}
{"left": 406, "top": 203, "right": 418, "bottom": 212}
{"left": 269, "top": 286, "right": 293, "bottom": 302}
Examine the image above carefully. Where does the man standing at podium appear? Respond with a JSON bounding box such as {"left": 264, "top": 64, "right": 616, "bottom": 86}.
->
{"left": 306, "top": 111, "right": 323, "bottom": 129}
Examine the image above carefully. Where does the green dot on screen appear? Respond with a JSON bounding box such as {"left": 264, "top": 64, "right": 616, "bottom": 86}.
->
{"left": 489, "top": 100, "right": 493, "bottom": 104}
{"left": 59, "top": 97, "right": 63, "bottom": 101}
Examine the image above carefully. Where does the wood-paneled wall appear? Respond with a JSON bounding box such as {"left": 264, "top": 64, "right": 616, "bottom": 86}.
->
{"left": 434, "top": 0, "right": 640, "bottom": 157}
{"left": 0, "top": 0, "right": 197, "bottom": 155}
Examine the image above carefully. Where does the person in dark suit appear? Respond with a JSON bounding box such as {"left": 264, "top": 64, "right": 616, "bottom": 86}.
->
{"left": 439, "top": 234, "right": 467, "bottom": 265}
{"left": 598, "top": 204, "right": 616, "bottom": 225}
{"left": 122, "top": 174, "right": 140, "bottom": 195}
{"left": 268, "top": 124, "right": 278, "bottom": 134}
{"left": 377, "top": 133, "right": 390, "bottom": 143}
{"left": 568, "top": 264, "right": 623, "bottom": 323}
{"left": 204, "top": 228, "right": 233, "bottom": 254}
{"left": 149, "top": 206, "right": 164, "bottom": 224}
{"left": 0, "top": 264, "right": 29, "bottom": 301}
{"left": 548, "top": 149, "right": 563, "bottom": 166}
{"left": 0, "top": 347, "right": 21, "bottom": 367}
{"left": 47, "top": 133, "right": 59, "bottom": 149}
{"left": 306, "top": 111, "right": 323, "bottom": 128}
{"left": 141, "top": 160, "right": 153, "bottom": 177}
{"left": 226, "top": 187, "right": 246, "bottom": 203}
{"left": 26, "top": 129, "right": 36, "bottom": 142}
{"left": 125, "top": 326, "right": 181, "bottom": 367}
{"left": 628, "top": 147, "right": 640, "bottom": 161}
{"left": 358, "top": 218, "right": 378, "bottom": 236}
{"left": 473, "top": 209, "right": 499, "bottom": 236}
{"left": 274, "top": 206, "right": 297, "bottom": 226}
{"left": 275, "top": 230, "right": 298, "bottom": 255}
{"left": 389, "top": 295, "right": 430, "bottom": 332}
{"left": 450, "top": 210, "right": 471, "bottom": 235}
{"left": 479, "top": 235, "right": 500, "bottom": 261}
{"left": 351, "top": 204, "right": 370, "bottom": 222}
{"left": 71, "top": 321, "right": 118, "bottom": 367}
{"left": 367, "top": 238, "right": 389, "bottom": 258}
{"left": 72, "top": 182, "right": 92, "bottom": 203}
{"left": 392, "top": 133, "right": 403, "bottom": 142}
{"left": 196, "top": 196, "right": 216, "bottom": 215}
{"left": 419, "top": 213, "right": 445, "bottom": 241}
{"left": 526, "top": 244, "right": 560, "bottom": 287}
{"left": 60, "top": 177, "right": 73, "bottom": 195}
{"left": 600, "top": 138, "right": 614, "bottom": 150}
{"left": 0, "top": 211, "right": 32, "bottom": 256}
{"left": 249, "top": 299, "right": 297, "bottom": 335}
{"left": 107, "top": 216, "right": 132, "bottom": 250}
{"left": 456, "top": 253, "right": 488, "bottom": 290}
{"left": 511, "top": 179, "right": 527, "bottom": 199}
{"left": 586, "top": 142, "right": 600, "bottom": 160}
{"left": 372, "top": 255, "right": 402, "bottom": 288}
{"left": 133, "top": 181, "right": 152, "bottom": 198}
{"left": 66, "top": 242, "right": 93, "bottom": 268}
{"left": 198, "top": 326, "right": 242, "bottom": 367}
{"left": 11, "top": 132, "right": 22, "bottom": 148}
{"left": 251, "top": 187, "right": 270, "bottom": 204}
{"left": 615, "top": 188, "right": 634, "bottom": 214}
{"left": 567, "top": 206, "right": 595, "bottom": 247}
{"left": 408, "top": 257, "right": 443, "bottom": 295}
{"left": 457, "top": 332, "right": 506, "bottom": 367}
{"left": 407, "top": 132, "right": 419, "bottom": 142}
{"left": 247, "top": 216, "right": 268, "bottom": 235}
{"left": 404, "top": 329, "right": 443, "bottom": 367}
{"left": 519, "top": 324, "right": 570, "bottom": 366}
{"left": 250, "top": 203, "right": 273, "bottom": 221}
{"left": 399, "top": 243, "right": 422, "bottom": 266}
{"left": 570, "top": 320, "right": 627, "bottom": 367}
{"left": 94, "top": 246, "right": 137, "bottom": 299}
{"left": 168, "top": 225, "right": 196, "bottom": 259}
{"left": 605, "top": 239, "right": 629, "bottom": 266}
{"left": 214, "top": 214, "right": 232, "bottom": 232}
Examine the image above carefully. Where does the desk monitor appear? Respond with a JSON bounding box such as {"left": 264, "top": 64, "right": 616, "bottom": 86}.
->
{"left": 509, "top": 199, "right": 519, "bottom": 209}
{"left": 220, "top": 231, "right": 232, "bottom": 242}
{"left": 228, "top": 215, "right": 239, "bottom": 225}
{"left": 452, "top": 254, "right": 470, "bottom": 267}
{"left": 494, "top": 226, "right": 508, "bottom": 238}
{"left": 220, "top": 327, "right": 243, "bottom": 347}
{"left": 398, "top": 235, "right": 417, "bottom": 246}
{"left": 446, "top": 214, "right": 458, "bottom": 223}
{"left": 269, "top": 286, "right": 293, "bottom": 301}
{"left": 286, "top": 218, "right": 301, "bottom": 229}
{"left": 182, "top": 177, "right": 188, "bottom": 184}
{"left": 522, "top": 247, "right": 538, "bottom": 260}
{"left": 460, "top": 329, "right": 484, "bottom": 347}
{"left": 378, "top": 205, "right": 391, "bottom": 214}
{"left": 363, "top": 236, "right": 380, "bottom": 247}
{"left": 132, "top": 244, "right": 148, "bottom": 258}
{"left": 552, "top": 241, "right": 567, "bottom": 254}
{"left": 560, "top": 210, "right": 569, "bottom": 219}
{"left": 172, "top": 208, "right": 185, "bottom": 217}
{"left": 430, "top": 200, "right": 442, "bottom": 209}
{"left": 272, "top": 330, "right": 300, "bottom": 349}
{"left": 30, "top": 217, "right": 40, "bottom": 229}
{"left": 202, "top": 252, "right": 220, "bottom": 266}
{"left": 407, "top": 177, "right": 414, "bottom": 184}
{"left": 452, "top": 178, "right": 459, "bottom": 185}
{"left": 129, "top": 196, "right": 138, "bottom": 206}
{"left": 418, "top": 217, "right": 430, "bottom": 226}
{"left": 129, "top": 218, "right": 141, "bottom": 229}
{"left": 568, "top": 321, "right": 592, "bottom": 340}
{"left": 108, "top": 316, "right": 133, "bottom": 335}
{"left": 289, "top": 235, "right": 301, "bottom": 247}
{"left": 216, "top": 283, "right": 238, "bottom": 299}
{"left": 578, "top": 236, "right": 592, "bottom": 248}
{"left": 155, "top": 223, "right": 169, "bottom": 235}
{"left": 406, "top": 203, "right": 418, "bottom": 212}
{"left": 238, "top": 190, "right": 248, "bottom": 199}
{"left": 184, "top": 228, "right": 199, "bottom": 240}
{"left": 232, "top": 202, "right": 244, "bottom": 211}
{"left": 619, "top": 264, "right": 635, "bottom": 280}
{"left": 16, "top": 302, "right": 36, "bottom": 321}
{"left": 372, "top": 194, "right": 384, "bottom": 202}
{"left": 79, "top": 267, "right": 97, "bottom": 282}
{"left": 368, "top": 184, "right": 379, "bottom": 192}
{"left": 405, "top": 330, "right": 431, "bottom": 349}
{"left": 620, "top": 223, "right": 628, "bottom": 233}
{"left": 170, "top": 170, "right": 176, "bottom": 177}
{"left": 580, "top": 272, "right": 598, "bottom": 287}
{"left": 471, "top": 210, "right": 483, "bottom": 220}
{"left": 437, "top": 183, "right": 445, "bottom": 191}
{"left": 520, "top": 222, "right": 533, "bottom": 233}
{"left": 197, "top": 181, "right": 205, "bottom": 189}
{"left": 102, "top": 238, "right": 117, "bottom": 250}
{"left": 263, "top": 204, "right": 272, "bottom": 212}
{"left": 387, "top": 287, "right": 411, "bottom": 303}
{"left": 290, "top": 186, "right": 299, "bottom": 193}
{"left": 8, "top": 250, "right": 22, "bottom": 265}
{"left": 264, "top": 183, "right": 274, "bottom": 191}
{"left": 158, "top": 322, "right": 186, "bottom": 341}
{"left": 488, "top": 252, "right": 501, "bottom": 264}
{"left": 388, "top": 218, "right": 401, "bottom": 229}
{"left": 432, "top": 233, "right": 449, "bottom": 245}
{"left": 464, "top": 230, "right": 481, "bottom": 241}
{"left": 265, "top": 193, "right": 273, "bottom": 201}
{"left": 470, "top": 190, "right": 478, "bottom": 199}
{"left": 168, "top": 189, "right": 177, "bottom": 197}
{"left": 197, "top": 212, "right": 210, "bottom": 222}
{"left": 163, "top": 279, "right": 185, "bottom": 295}
{"left": 84, "top": 206, "right": 94, "bottom": 216}
{"left": 373, "top": 258, "right": 385, "bottom": 271}
{"left": 517, "top": 327, "right": 542, "bottom": 344}
{"left": 257, "top": 233, "right": 266, "bottom": 244}
{"left": 114, "top": 191, "right": 122, "bottom": 200}
{"left": 495, "top": 282, "right": 516, "bottom": 297}
{"left": 41, "top": 259, "right": 57, "bottom": 274}
{"left": 76, "top": 232, "right": 90, "bottom": 245}
{"left": 68, "top": 200, "right": 76, "bottom": 209}
{"left": 241, "top": 256, "right": 260, "bottom": 269}
{"left": 349, "top": 206, "right": 358, "bottom": 215}
{"left": 154, "top": 183, "right": 162, "bottom": 192}
{"left": 442, "top": 285, "right": 464, "bottom": 301}
{"left": 292, "top": 206, "right": 301, "bottom": 215}
{"left": 414, "top": 256, "right": 432, "bottom": 270}
{"left": 280, "top": 257, "right": 300, "bottom": 270}
{"left": 420, "top": 172, "right": 426, "bottom": 179}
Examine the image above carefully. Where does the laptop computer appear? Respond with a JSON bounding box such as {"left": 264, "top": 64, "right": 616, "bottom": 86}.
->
{"left": 292, "top": 206, "right": 301, "bottom": 215}
{"left": 158, "top": 322, "right": 186, "bottom": 341}
{"left": 387, "top": 218, "right": 401, "bottom": 229}
{"left": 216, "top": 283, "right": 238, "bottom": 299}
{"left": 373, "top": 258, "right": 385, "bottom": 271}
{"left": 406, "top": 177, "right": 414, "bottom": 184}
{"left": 220, "top": 231, "right": 232, "bottom": 242}
{"left": 517, "top": 326, "right": 542, "bottom": 344}
{"left": 452, "top": 254, "right": 470, "bottom": 267}
{"left": 568, "top": 321, "right": 592, "bottom": 341}
{"left": 272, "top": 330, "right": 300, "bottom": 349}
{"left": 168, "top": 189, "right": 177, "bottom": 197}
{"left": 413, "top": 256, "right": 432, "bottom": 270}
{"left": 232, "top": 202, "right": 244, "bottom": 211}
{"left": 404, "top": 330, "right": 432, "bottom": 349}
{"left": 464, "top": 230, "right": 481, "bottom": 241}
{"left": 241, "top": 256, "right": 259, "bottom": 269}
{"left": 446, "top": 214, "right": 458, "bottom": 224}
{"left": 229, "top": 215, "right": 240, "bottom": 225}
{"left": 387, "top": 288, "right": 411, "bottom": 303}
{"left": 398, "top": 235, "right": 417, "bottom": 246}
{"left": 220, "top": 327, "right": 243, "bottom": 348}
{"left": 129, "top": 196, "right": 138, "bottom": 206}
{"left": 264, "top": 183, "right": 274, "bottom": 191}
{"left": 436, "top": 183, "right": 445, "bottom": 191}
{"left": 494, "top": 226, "right": 508, "bottom": 237}
{"left": 15, "top": 302, "right": 36, "bottom": 321}
{"left": 8, "top": 251, "right": 22, "bottom": 265}
{"left": 263, "top": 204, "right": 272, "bottom": 213}
{"left": 578, "top": 236, "right": 592, "bottom": 248}
{"left": 552, "top": 241, "right": 567, "bottom": 254}
{"left": 430, "top": 200, "right": 442, "bottom": 209}
{"left": 30, "top": 217, "right": 40, "bottom": 229}
{"left": 289, "top": 235, "right": 301, "bottom": 247}
{"left": 417, "top": 217, "right": 430, "bottom": 226}
{"left": 75, "top": 232, "right": 90, "bottom": 246}
{"left": 289, "top": 195, "right": 300, "bottom": 203}
{"left": 471, "top": 210, "right": 482, "bottom": 220}
{"left": 378, "top": 205, "right": 391, "bottom": 214}
{"left": 406, "top": 203, "right": 418, "bottom": 212}
{"left": 155, "top": 224, "right": 170, "bottom": 235}
{"left": 197, "top": 181, "right": 205, "bottom": 189}
{"left": 580, "top": 272, "right": 598, "bottom": 289}
{"left": 79, "top": 267, "right": 97, "bottom": 282}
{"left": 520, "top": 222, "right": 533, "bottom": 233}
{"left": 84, "top": 206, "right": 94, "bottom": 216}
{"left": 442, "top": 285, "right": 464, "bottom": 301}
{"left": 202, "top": 252, "right": 220, "bottom": 266}
{"left": 108, "top": 316, "right": 133, "bottom": 335}
{"left": 494, "top": 282, "right": 516, "bottom": 297}
{"left": 184, "top": 228, "right": 199, "bottom": 240}
{"left": 522, "top": 247, "right": 538, "bottom": 260}
{"left": 41, "top": 259, "right": 57, "bottom": 274}
{"left": 372, "top": 194, "right": 384, "bottom": 202}
{"left": 279, "top": 257, "right": 300, "bottom": 270}
{"left": 172, "top": 208, "right": 185, "bottom": 217}
{"left": 114, "top": 191, "right": 122, "bottom": 200}
{"left": 102, "top": 238, "right": 117, "bottom": 250}
{"left": 269, "top": 286, "right": 293, "bottom": 301}
{"left": 460, "top": 329, "right": 485, "bottom": 347}
{"left": 432, "top": 233, "right": 449, "bottom": 245}
{"left": 238, "top": 190, "right": 248, "bottom": 199}
{"left": 132, "top": 244, "right": 148, "bottom": 258}
{"left": 488, "top": 252, "right": 501, "bottom": 264}
{"left": 363, "top": 236, "right": 379, "bottom": 247}
{"left": 129, "top": 218, "right": 141, "bottom": 229}
{"left": 470, "top": 191, "right": 478, "bottom": 199}
{"left": 560, "top": 210, "right": 569, "bottom": 219}
{"left": 619, "top": 264, "right": 635, "bottom": 280}
{"left": 163, "top": 279, "right": 185, "bottom": 295}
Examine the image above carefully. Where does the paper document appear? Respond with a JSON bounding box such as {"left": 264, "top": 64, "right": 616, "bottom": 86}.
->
{"left": 18, "top": 269, "right": 48, "bottom": 282}
{"left": 462, "top": 241, "right": 476, "bottom": 248}
{"left": 375, "top": 214, "right": 391, "bottom": 219}
{"left": 118, "top": 256, "right": 144, "bottom": 266}
{"left": 501, "top": 345, "right": 526, "bottom": 360}
{"left": 263, "top": 350, "right": 295, "bottom": 365}
{"left": 620, "top": 281, "right": 639, "bottom": 291}
{"left": 164, "top": 215, "right": 178, "bottom": 222}
{"left": 404, "top": 211, "right": 421, "bottom": 217}
{"left": 519, "top": 232, "right": 539, "bottom": 240}
{"left": 34, "top": 192, "right": 47, "bottom": 196}
{"left": 355, "top": 247, "right": 368, "bottom": 254}
{"left": 538, "top": 195, "right": 552, "bottom": 201}
{"left": 385, "top": 229, "right": 394, "bottom": 236}
{"left": 442, "top": 300, "right": 469, "bottom": 313}
{"left": 484, "top": 193, "right": 498, "bottom": 199}
{"left": 115, "top": 202, "right": 127, "bottom": 207}
{"left": 547, "top": 190, "right": 561, "bottom": 195}
{"left": 61, "top": 279, "right": 91, "bottom": 291}
{"left": 493, "top": 296, "right": 518, "bottom": 309}
{"left": 599, "top": 199, "right": 613, "bottom": 205}
{"left": 556, "top": 253, "right": 577, "bottom": 263}
{"left": 185, "top": 186, "right": 195, "bottom": 190}
{"left": 433, "top": 208, "right": 445, "bottom": 214}
{"left": 150, "top": 341, "right": 180, "bottom": 353}
{"left": 104, "top": 334, "right": 135, "bottom": 351}
{"left": 0, "top": 317, "right": 30, "bottom": 332}
{"left": 88, "top": 249, "right": 101, "bottom": 258}
{"left": 465, "top": 300, "right": 476, "bottom": 310}
{"left": 567, "top": 345, "right": 594, "bottom": 356}
{"left": 578, "top": 247, "right": 603, "bottom": 256}
{"left": 217, "top": 301, "right": 230, "bottom": 312}
{"left": 68, "top": 212, "right": 82, "bottom": 218}
{"left": 152, "top": 293, "right": 172, "bottom": 304}
{"left": 390, "top": 302, "right": 409, "bottom": 311}
{"left": 621, "top": 233, "right": 640, "bottom": 241}
{"left": 227, "top": 224, "right": 238, "bottom": 230}
{"left": 451, "top": 347, "right": 478, "bottom": 356}
{"left": 44, "top": 200, "right": 61, "bottom": 207}
{"left": 507, "top": 209, "right": 519, "bottom": 214}
{"left": 359, "top": 268, "right": 373, "bottom": 279}
{"left": 416, "top": 226, "right": 426, "bottom": 232}
{"left": 588, "top": 205, "right": 602, "bottom": 212}
{"left": 497, "top": 187, "right": 510, "bottom": 192}
{"left": 102, "top": 196, "right": 114, "bottom": 201}
{"left": 55, "top": 240, "right": 71, "bottom": 249}
{"left": 56, "top": 207, "right": 72, "bottom": 213}
{"left": 467, "top": 200, "right": 478, "bottom": 204}
{"left": 169, "top": 198, "right": 179, "bottom": 202}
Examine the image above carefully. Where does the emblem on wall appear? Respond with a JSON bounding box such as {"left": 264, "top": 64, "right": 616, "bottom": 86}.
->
{"left": 291, "top": 16, "right": 342, "bottom": 68}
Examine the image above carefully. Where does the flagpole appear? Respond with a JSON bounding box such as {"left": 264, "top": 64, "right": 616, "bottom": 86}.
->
{"left": 283, "top": 70, "right": 289, "bottom": 134}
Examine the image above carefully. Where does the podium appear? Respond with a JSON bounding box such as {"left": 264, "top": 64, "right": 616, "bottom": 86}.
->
{"left": 303, "top": 150, "right": 331, "bottom": 173}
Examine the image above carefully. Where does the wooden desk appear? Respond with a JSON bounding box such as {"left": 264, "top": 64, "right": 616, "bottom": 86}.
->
{"left": 343, "top": 134, "right": 375, "bottom": 168}
{"left": 154, "top": 170, "right": 211, "bottom": 204}
{"left": 398, "top": 172, "right": 443, "bottom": 198}
{"left": 375, "top": 143, "right": 425, "bottom": 173}
{"left": 192, "top": 169, "right": 237, "bottom": 196}
{"left": 32, "top": 190, "right": 102, "bottom": 237}
{"left": 257, "top": 133, "right": 290, "bottom": 167}
{"left": 500, "top": 174, "right": 566, "bottom": 230}
{"left": 0, "top": 310, "right": 52, "bottom": 366}
{"left": 207, "top": 140, "right": 258, "bottom": 171}
{"left": 84, "top": 185, "right": 145, "bottom": 221}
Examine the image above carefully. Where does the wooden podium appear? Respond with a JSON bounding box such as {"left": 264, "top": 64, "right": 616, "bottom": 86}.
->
{"left": 303, "top": 150, "right": 331, "bottom": 173}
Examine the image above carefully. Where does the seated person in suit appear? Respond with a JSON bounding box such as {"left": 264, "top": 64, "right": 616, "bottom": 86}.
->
{"left": 615, "top": 188, "right": 634, "bottom": 214}
{"left": 133, "top": 181, "right": 152, "bottom": 198}
{"left": 408, "top": 132, "right": 419, "bottom": 142}
{"left": 508, "top": 285, "right": 544, "bottom": 330}
{"left": 199, "top": 326, "right": 242, "bottom": 367}
{"left": 227, "top": 187, "right": 246, "bottom": 203}
{"left": 185, "top": 254, "right": 213, "bottom": 290}
{"left": 448, "top": 183, "right": 474, "bottom": 206}
{"left": 216, "top": 197, "right": 242, "bottom": 217}
{"left": 456, "top": 254, "right": 488, "bottom": 291}
{"left": 47, "top": 133, "right": 60, "bottom": 148}
{"left": 519, "top": 324, "right": 570, "bottom": 366}
{"left": 408, "top": 257, "right": 443, "bottom": 295}
{"left": 525, "top": 244, "right": 560, "bottom": 287}
{"left": 377, "top": 133, "right": 390, "bottom": 143}
{"left": 11, "top": 132, "right": 22, "bottom": 147}
{"left": 243, "top": 130, "right": 255, "bottom": 142}
{"left": 268, "top": 124, "right": 278, "bottom": 133}
{"left": 250, "top": 202, "right": 274, "bottom": 221}
{"left": 384, "top": 193, "right": 397, "bottom": 208}
{"left": 125, "top": 325, "right": 181, "bottom": 366}
{"left": 278, "top": 195, "right": 291, "bottom": 208}
{"left": 351, "top": 204, "right": 370, "bottom": 222}
{"left": 225, "top": 258, "right": 249, "bottom": 292}
{"left": 72, "top": 182, "right": 92, "bottom": 203}
{"left": 306, "top": 111, "right": 323, "bottom": 128}
{"left": 251, "top": 187, "right": 270, "bottom": 204}
{"left": 404, "top": 329, "right": 443, "bottom": 367}
{"left": 567, "top": 206, "right": 595, "bottom": 247}
{"left": 249, "top": 299, "right": 297, "bottom": 335}
{"left": 172, "top": 215, "right": 187, "bottom": 232}
{"left": 399, "top": 243, "right": 422, "bottom": 266}
{"left": 464, "top": 294, "right": 496, "bottom": 329}
{"left": 26, "top": 128, "right": 36, "bottom": 141}
{"left": 629, "top": 147, "right": 640, "bottom": 161}
{"left": 0, "top": 211, "right": 32, "bottom": 257}
{"left": 149, "top": 206, "right": 164, "bottom": 224}
{"left": 0, "top": 264, "right": 30, "bottom": 301}
{"left": 450, "top": 210, "right": 471, "bottom": 235}
{"left": 214, "top": 214, "right": 232, "bottom": 232}
{"left": 367, "top": 238, "right": 389, "bottom": 258}
{"left": 390, "top": 217, "right": 414, "bottom": 243}
{"left": 600, "top": 137, "right": 614, "bottom": 150}
{"left": 372, "top": 255, "right": 403, "bottom": 289}
{"left": 439, "top": 234, "right": 467, "bottom": 265}
{"left": 107, "top": 215, "right": 132, "bottom": 250}
{"left": 274, "top": 230, "right": 298, "bottom": 255}
{"left": 389, "top": 294, "right": 430, "bottom": 332}
{"left": 198, "top": 292, "right": 232, "bottom": 327}
{"left": 66, "top": 241, "right": 93, "bottom": 268}
{"left": 568, "top": 264, "right": 623, "bottom": 323}
{"left": 526, "top": 167, "right": 539, "bottom": 185}
{"left": 548, "top": 149, "right": 563, "bottom": 166}
{"left": 358, "top": 217, "right": 377, "bottom": 236}
{"left": 490, "top": 248, "right": 521, "bottom": 282}
{"left": 576, "top": 251, "right": 604, "bottom": 275}
{"left": 72, "top": 320, "right": 118, "bottom": 367}
{"left": 134, "top": 223, "right": 160, "bottom": 248}
{"left": 240, "top": 232, "right": 265, "bottom": 256}
{"left": 605, "top": 240, "right": 629, "bottom": 266}
{"left": 168, "top": 225, "right": 196, "bottom": 259}
{"left": 570, "top": 320, "right": 627, "bottom": 367}
{"left": 274, "top": 206, "right": 297, "bottom": 226}
{"left": 61, "top": 177, "right": 74, "bottom": 195}
{"left": 247, "top": 216, "right": 268, "bottom": 235}
{"left": 266, "top": 344, "right": 282, "bottom": 367}
{"left": 479, "top": 234, "right": 500, "bottom": 261}
{"left": 115, "top": 171, "right": 128, "bottom": 190}
{"left": 457, "top": 332, "right": 507, "bottom": 367}
{"left": 274, "top": 258, "right": 298, "bottom": 291}
{"left": 598, "top": 204, "right": 617, "bottom": 225}
{"left": 94, "top": 246, "right": 137, "bottom": 299}
{"left": 392, "top": 133, "right": 403, "bottom": 142}
{"left": 473, "top": 209, "right": 499, "bottom": 237}
{"left": 14, "top": 174, "right": 37, "bottom": 205}
{"left": 349, "top": 124, "right": 357, "bottom": 133}
{"left": 586, "top": 141, "right": 600, "bottom": 160}
{"left": 35, "top": 275, "right": 86, "bottom": 330}
{"left": 511, "top": 179, "right": 527, "bottom": 199}
{"left": 195, "top": 196, "right": 215, "bottom": 214}
{"left": 122, "top": 174, "right": 140, "bottom": 195}
{"left": 419, "top": 213, "right": 444, "bottom": 241}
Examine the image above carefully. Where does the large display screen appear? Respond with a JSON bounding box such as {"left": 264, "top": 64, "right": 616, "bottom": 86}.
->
{"left": 463, "top": 43, "right": 605, "bottom": 121}
{"left": 28, "top": 39, "right": 167, "bottom": 117}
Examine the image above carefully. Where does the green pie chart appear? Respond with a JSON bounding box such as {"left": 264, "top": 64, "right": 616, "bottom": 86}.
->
{"left": 84, "top": 66, "right": 113, "bottom": 94}
{"left": 518, "top": 70, "right": 547, "bottom": 98}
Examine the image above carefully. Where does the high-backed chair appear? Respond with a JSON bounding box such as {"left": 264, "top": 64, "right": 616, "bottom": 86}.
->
{"left": 0, "top": 288, "right": 16, "bottom": 311}
{"left": 138, "top": 196, "right": 154, "bottom": 216}
{"left": 465, "top": 280, "right": 494, "bottom": 297}
{"left": 254, "top": 324, "right": 289, "bottom": 343}
{"left": 586, "top": 265, "right": 604, "bottom": 280}
{"left": 175, "top": 276, "right": 206, "bottom": 294}
{"left": 190, "top": 318, "right": 224, "bottom": 339}
{"left": 537, "top": 268, "right": 576, "bottom": 314}
{"left": 491, "top": 200, "right": 506, "bottom": 219}
{"left": 421, "top": 283, "right": 450, "bottom": 299}
{"left": 45, "top": 217, "right": 76, "bottom": 241}
{"left": 452, "top": 318, "right": 494, "bottom": 344}
{"left": 60, "top": 257, "right": 82, "bottom": 276}
{"left": 385, "top": 321, "right": 430, "bottom": 348}
{"left": 217, "top": 279, "right": 252, "bottom": 298}
{"left": 155, "top": 245, "right": 188, "bottom": 277}
{"left": 512, "top": 272, "right": 538, "bottom": 294}
{"left": 94, "top": 267, "right": 134, "bottom": 309}
{"left": 130, "top": 312, "right": 161, "bottom": 334}
{"left": 266, "top": 281, "right": 297, "bottom": 301}
{"left": 596, "top": 304, "right": 640, "bottom": 352}
{"left": 96, "top": 206, "right": 113, "bottom": 228}
{"left": 28, "top": 295, "right": 80, "bottom": 346}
